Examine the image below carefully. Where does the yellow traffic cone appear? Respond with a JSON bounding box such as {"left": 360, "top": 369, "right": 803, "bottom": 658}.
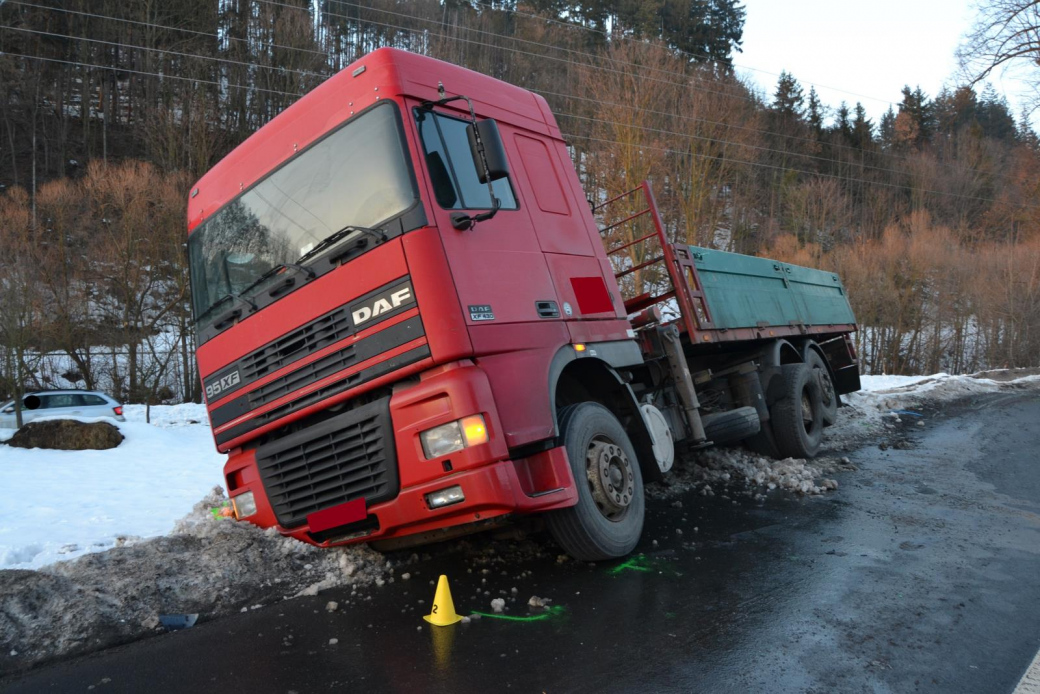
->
{"left": 423, "top": 574, "right": 463, "bottom": 626}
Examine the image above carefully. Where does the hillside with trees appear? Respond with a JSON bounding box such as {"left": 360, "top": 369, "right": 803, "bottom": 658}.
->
{"left": 0, "top": 0, "right": 1038, "bottom": 404}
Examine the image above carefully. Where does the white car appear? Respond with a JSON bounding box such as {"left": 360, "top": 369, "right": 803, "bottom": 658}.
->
{"left": 0, "top": 390, "right": 126, "bottom": 429}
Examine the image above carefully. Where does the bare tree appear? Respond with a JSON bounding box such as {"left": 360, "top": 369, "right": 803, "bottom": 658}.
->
{"left": 960, "top": 1, "right": 1040, "bottom": 111}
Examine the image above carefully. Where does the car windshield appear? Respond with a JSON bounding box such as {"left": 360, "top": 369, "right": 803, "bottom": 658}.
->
{"left": 188, "top": 103, "right": 417, "bottom": 328}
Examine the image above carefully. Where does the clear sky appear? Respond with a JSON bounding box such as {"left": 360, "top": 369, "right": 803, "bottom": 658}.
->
{"left": 736, "top": 0, "right": 990, "bottom": 124}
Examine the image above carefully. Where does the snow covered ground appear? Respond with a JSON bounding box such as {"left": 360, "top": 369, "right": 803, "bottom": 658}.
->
{"left": 2, "top": 373, "right": 1039, "bottom": 571}
{"left": 0, "top": 404, "right": 223, "bottom": 569}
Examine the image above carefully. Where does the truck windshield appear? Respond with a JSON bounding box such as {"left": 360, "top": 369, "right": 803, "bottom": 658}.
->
{"left": 188, "top": 103, "right": 416, "bottom": 328}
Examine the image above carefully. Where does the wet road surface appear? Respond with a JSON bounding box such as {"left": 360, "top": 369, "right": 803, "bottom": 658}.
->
{"left": 4, "top": 389, "right": 1040, "bottom": 693}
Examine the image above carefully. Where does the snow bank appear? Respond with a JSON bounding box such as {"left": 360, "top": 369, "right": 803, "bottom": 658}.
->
{"left": 122, "top": 403, "right": 210, "bottom": 428}
{"left": 0, "top": 488, "right": 387, "bottom": 672}
{"left": 0, "top": 405, "right": 223, "bottom": 569}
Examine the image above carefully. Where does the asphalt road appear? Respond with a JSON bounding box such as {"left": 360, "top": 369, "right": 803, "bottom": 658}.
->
{"left": 4, "top": 389, "right": 1040, "bottom": 693}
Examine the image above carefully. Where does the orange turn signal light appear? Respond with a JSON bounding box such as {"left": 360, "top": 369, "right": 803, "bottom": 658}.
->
{"left": 574, "top": 343, "right": 586, "bottom": 352}
{"left": 460, "top": 415, "right": 488, "bottom": 446}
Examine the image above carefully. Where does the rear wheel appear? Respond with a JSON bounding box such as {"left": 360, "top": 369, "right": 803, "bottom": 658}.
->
{"left": 771, "top": 363, "right": 824, "bottom": 458}
{"left": 546, "top": 403, "right": 645, "bottom": 560}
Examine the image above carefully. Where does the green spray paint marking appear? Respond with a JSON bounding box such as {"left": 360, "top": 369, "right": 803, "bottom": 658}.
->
{"left": 470, "top": 605, "right": 566, "bottom": 622}
{"left": 609, "top": 553, "right": 652, "bottom": 575}
{"left": 608, "top": 553, "right": 682, "bottom": 578}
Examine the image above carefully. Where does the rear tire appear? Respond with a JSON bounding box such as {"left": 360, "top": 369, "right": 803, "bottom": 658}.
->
{"left": 771, "top": 363, "right": 824, "bottom": 458}
{"left": 546, "top": 403, "right": 645, "bottom": 560}
{"left": 702, "top": 406, "right": 761, "bottom": 446}
{"left": 806, "top": 350, "right": 838, "bottom": 426}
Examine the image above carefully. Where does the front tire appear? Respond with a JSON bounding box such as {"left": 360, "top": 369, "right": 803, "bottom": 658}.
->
{"left": 547, "top": 403, "right": 645, "bottom": 560}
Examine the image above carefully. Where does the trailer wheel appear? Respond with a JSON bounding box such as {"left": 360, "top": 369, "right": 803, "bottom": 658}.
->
{"left": 547, "top": 403, "right": 645, "bottom": 560}
{"left": 771, "top": 363, "right": 824, "bottom": 459}
{"left": 702, "top": 406, "right": 761, "bottom": 446}
{"left": 806, "top": 350, "right": 838, "bottom": 426}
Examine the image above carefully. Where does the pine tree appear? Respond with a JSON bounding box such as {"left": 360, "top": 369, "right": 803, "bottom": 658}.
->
{"left": 851, "top": 103, "right": 874, "bottom": 149}
{"left": 772, "top": 71, "right": 805, "bottom": 119}
{"left": 879, "top": 107, "right": 897, "bottom": 149}
{"left": 977, "top": 85, "right": 1017, "bottom": 141}
{"left": 897, "top": 85, "right": 935, "bottom": 147}
{"left": 806, "top": 87, "right": 824, "bottom": 137}
{"left": 833, "top": 102, "right": 853, "bottom": 143}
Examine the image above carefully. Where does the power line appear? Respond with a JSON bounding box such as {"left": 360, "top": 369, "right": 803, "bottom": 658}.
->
{"left": 4, "top": 44, "right": 1012, "bottom": 207}
{"left": 13, "top": 0, "right": 997, "bottom": 180}
{"left": 553, "top": 111, "right": 994, "bottom": 184}
{"left": 467, "top": 0, "right": 902, "bottom": 108}
{"left": 256, "top": 0, "right": 759, "bottom": 107}
{"left": 1, "top": 0, "right": 331, "bottom": 58}
{"left": 0, "top": 24, "right": 326, "bottom": 79}
{"left": 534, "top": 87, "right": 939, "bottom": 174}
{"left": 321, "top": 0, "right": 731, "bottom": 96}
{"left": 560, "top": 132, "right": 1035, "bottom": 210}
{"left": 256, "top": 1, "right": 1001, "bottom": 180}
{"left": 3, "top": 7, "right": 1028, "bottom": 209}
{"left": 1, "top": 52, "right": 302, "bottom": 98}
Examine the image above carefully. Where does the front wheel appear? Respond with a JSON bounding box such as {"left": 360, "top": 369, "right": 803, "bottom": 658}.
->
{"left": 546, "top": 403, "right": 645, "bottom": 560}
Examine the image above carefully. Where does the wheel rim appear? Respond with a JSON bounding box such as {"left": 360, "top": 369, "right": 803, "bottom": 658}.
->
{"left": 801, "top": 387, "right": 815, "bottom": 433}
{"left": 585, "top": 436, "right": 635, "bottom": 522}
{"left": 817, "top": 368, "right": 836, "bottom": 409}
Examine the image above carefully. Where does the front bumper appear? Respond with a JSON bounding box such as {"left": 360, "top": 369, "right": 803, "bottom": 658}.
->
{"left": 223, "top": 360, "right": 577, "bottom": 547}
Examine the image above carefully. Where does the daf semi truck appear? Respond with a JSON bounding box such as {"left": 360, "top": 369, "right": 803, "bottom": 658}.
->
{"left": 187, "top": 48, "right": 860, "bottom": 560}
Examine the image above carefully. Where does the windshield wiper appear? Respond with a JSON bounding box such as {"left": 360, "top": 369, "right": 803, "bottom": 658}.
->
{"left": 235, "top": 262, "right": 316, "bottom": 303}
{"left": 214, "top": 292, "right": 257, "bottom": 329}
{"left": 196, "top": 291, "right": 258, "bottom": 332}
{"left": 296, "top": 225, "right": 386, "bottom": 266}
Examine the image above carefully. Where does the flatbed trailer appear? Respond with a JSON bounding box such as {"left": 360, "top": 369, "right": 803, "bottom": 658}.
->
{"left": 188, "top": 48, "right": 860, "bottom": 561}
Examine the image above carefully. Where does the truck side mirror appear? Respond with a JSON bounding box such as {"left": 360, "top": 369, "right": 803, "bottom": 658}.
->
{"left": 467, "top": 119, "right": 510, "bottom": 184}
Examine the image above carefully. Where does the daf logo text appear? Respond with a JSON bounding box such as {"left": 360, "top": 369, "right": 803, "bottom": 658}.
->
{"left": 352, "top": 283, "right": 414, "bottom": 326}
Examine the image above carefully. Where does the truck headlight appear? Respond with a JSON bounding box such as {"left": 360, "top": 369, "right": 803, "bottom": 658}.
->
{"left": 231, "top": 491, "right": 257, "bottom": 519}
{"left": 419, "top": 414, "right": 488, "bottom": 459}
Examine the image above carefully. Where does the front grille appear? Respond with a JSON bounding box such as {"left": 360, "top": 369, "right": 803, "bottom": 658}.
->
{"left": 249, "top": 343, "right": 358, "bottom": 407}
{"left": 242, "top": 307, "right": 353, "bottom": 381}
{"left": 254, "top": 397, "right": 398, "bottom": 529}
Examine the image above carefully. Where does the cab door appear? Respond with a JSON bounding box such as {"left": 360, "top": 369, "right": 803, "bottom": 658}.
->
{"left": 408, "top": 103, "right": 559, "bottom": 329}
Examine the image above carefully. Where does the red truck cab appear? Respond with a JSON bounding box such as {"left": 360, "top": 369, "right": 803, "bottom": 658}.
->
{"left": 188, "top": 48, "right": 640, "bottom": 551}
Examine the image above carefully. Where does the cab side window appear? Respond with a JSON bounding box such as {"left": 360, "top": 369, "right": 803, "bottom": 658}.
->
{"left": 415, "top": 109, "right": 517, "bottom": 211}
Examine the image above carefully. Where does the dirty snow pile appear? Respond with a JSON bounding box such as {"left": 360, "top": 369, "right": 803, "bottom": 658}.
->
{"left": 650, "top": 448, "right": 852, "bottom": 501}
{"left": 0, "top": 404, "right": 224, "bottom": 569}
{"left": 0, "top": 487, "right": 388, "bottom": 672}
{"left": 651, "top": 369, "right": 1040, "bottom": 501}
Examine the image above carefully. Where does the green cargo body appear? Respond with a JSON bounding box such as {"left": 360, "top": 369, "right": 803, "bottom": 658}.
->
{"left": 689, "top": 245, "right": 855, "bottom": 332}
